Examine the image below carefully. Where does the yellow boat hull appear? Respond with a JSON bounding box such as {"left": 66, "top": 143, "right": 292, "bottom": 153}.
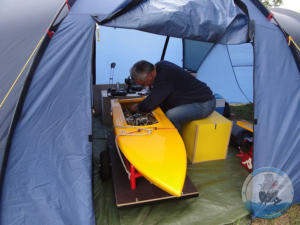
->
{"left": 111, "top": 98, "right": 187, "bottom": 197}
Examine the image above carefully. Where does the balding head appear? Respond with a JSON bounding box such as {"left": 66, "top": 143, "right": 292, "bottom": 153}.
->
{"left": 130, "top": 60, "right": 154, "bottom": 81}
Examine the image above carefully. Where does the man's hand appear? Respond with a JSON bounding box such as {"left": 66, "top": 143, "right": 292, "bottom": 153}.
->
{"left": 130, "top": 103, "right": 138, "bottom": 113}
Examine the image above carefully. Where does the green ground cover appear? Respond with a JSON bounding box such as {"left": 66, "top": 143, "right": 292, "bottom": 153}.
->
{"left": 92, "top": 104, "right": 299, "bottom": 225}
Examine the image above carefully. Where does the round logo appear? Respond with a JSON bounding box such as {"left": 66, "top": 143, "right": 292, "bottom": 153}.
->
{"left": 242, "top": 167, "right": 294, "bottom": 219}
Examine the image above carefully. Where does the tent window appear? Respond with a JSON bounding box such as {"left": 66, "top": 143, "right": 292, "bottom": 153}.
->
{"left": 183, "top": 39, "right": 214, "bottom": 72}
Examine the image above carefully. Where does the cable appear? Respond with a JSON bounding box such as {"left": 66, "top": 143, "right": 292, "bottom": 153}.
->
{"left": 225, "top": 45, "right": 252, "bottom": 103}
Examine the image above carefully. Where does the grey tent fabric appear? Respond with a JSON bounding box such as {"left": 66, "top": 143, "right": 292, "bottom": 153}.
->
{"left": 272, "top": 8, "right": 300, "bottom": 49}
{"left": 100, "top": 0, "right": 249, "bottom": 44}
{"left": 0, "top": 14, "right": 96, "bottom": 225}
{"left": 0, "top": 0, "right": 65, "bottom": 185}
{"left": 272, "top": 8, "right": 300, "bottom": 71}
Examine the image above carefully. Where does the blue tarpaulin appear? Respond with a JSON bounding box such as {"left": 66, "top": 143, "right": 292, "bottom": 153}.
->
{"left": 100, "top": 0, "right": 249, "bottom": 44}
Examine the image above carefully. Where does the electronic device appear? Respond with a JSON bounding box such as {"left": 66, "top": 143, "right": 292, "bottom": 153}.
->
{"left": 107, "top": 62, "right": 127, "bottom": 97}
{"left": 125, "top": 76, "right": 143, "bottom": 93}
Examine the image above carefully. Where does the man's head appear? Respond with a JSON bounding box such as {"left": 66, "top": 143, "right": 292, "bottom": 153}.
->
{"left": 130, "top": 60, "right": 156, "bottom": 86}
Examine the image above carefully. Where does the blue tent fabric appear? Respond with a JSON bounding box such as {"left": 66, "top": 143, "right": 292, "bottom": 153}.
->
{"left": 227, "top": 44, "right": 253, "bottom": 67}
{"left": 243, "top": 0, "right": 300, "bottom": 204}
{"left": 100, "top": 0, "right": 249, "bottom": 44}
{"left": 227, "top": 44, "right": 253, "bottom": 103}
{"left": 253, "top": 23, "right": 300, "bottom": 202}
{"left": 0, "top": 14, "right": 96, "bottom": 225}
{"left": 70, "top": 0, "right": 124, "bottom": 16}
{"left": 197, "top": 43, "right": 253, "bottom": 103}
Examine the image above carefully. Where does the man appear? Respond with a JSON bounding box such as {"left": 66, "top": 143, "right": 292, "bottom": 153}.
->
{"left": 130, "top": 60, "right": 216, "bottom": 131}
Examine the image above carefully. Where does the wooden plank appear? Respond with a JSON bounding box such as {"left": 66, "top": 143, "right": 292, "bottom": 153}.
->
{"left": 107, "top": 134, "right": 199, "bottom": 208}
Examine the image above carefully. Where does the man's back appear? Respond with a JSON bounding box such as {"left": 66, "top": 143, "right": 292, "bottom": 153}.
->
{"left": 138, "top": 61, "right": 213, "bottom": 112}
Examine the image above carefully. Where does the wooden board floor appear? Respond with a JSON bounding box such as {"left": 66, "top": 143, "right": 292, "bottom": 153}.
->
{"left": 107, "top": 134, "right": 199, "bottom": 208}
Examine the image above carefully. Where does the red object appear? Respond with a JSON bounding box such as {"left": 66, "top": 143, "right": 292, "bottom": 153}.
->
{"left": 267, "top": 13, "right": 273, "bottom": 21}
{"left": 129, "top": 164, "right": 143, "bottom": 190}
{"left": 46, "top": 30, "right": 55, "bottom": 38}
{"left": 123, "top": 157, "right": 143, "bottom": 190}
{"left": 65, "top": 0, "right": 70, "bottom": 10}
{"left": 236, "top": 141, "right": 253, "bottom": 172}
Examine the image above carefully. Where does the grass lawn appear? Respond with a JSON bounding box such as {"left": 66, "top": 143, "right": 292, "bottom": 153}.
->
{"left": 229, "top": 103, "right": 254, "bottom": 122}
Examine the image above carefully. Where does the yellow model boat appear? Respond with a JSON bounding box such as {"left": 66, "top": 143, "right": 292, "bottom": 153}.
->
{"left": 111, "top": 98, "right": 187, "bottom": 197}
{"left": 236, "top": 120, "right": 253, "bottom": 133}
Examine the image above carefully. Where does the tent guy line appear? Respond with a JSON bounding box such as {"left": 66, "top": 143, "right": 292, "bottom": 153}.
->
{"left": 287, "top": 36, "right": 300, "bottom": 51}
{"left": 0, "top": 36, "right": 45, "bottom": 108}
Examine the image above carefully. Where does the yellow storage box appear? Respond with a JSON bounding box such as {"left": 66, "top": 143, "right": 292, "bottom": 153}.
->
{"left": 182, "top": 111, "right": 232, "bottom": 163}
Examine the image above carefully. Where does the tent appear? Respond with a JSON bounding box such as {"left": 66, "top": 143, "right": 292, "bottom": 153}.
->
{"left": 0, "top": 0, "right": 299, "bottom": 224}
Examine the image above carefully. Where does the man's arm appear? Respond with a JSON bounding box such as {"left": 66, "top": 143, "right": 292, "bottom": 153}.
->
{"left": 137, "top": 78, "right": 173, "bottom": 112}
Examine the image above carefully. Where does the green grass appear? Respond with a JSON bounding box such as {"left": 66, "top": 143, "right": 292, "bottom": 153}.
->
{"left": 229, "top": 103, "right": 254, "bottom": 122}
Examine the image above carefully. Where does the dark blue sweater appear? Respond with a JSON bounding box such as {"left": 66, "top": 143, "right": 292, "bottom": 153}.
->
{"left": 138, "top": 61, "right": 213, "bottom": 112}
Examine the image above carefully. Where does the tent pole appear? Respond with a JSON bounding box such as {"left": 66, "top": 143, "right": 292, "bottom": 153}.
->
{"left": 160, "top": 36, "right": 170, "bottom": 61}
